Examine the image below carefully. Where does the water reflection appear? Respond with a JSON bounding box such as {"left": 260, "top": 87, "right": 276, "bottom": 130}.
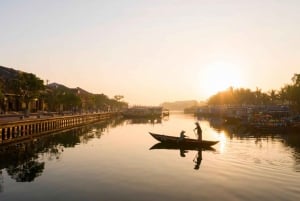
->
{"left": 0, "top": 116, "right": 163, "bottom": 187}
{"left": 1, "top": 113, "right": 300, "bottom": 201}
{"left": 124, "top": 116, "right": 167, "bottom": 125}
{"left": 7, "top": 160, "right": 45, "bottom": 182}
{"left": 282, "top": 133, "right": 300, "bottom": 172}
{"left": 0, "top": 170, "right": 3, "bottom": 192}
{"left": 193, "top": 149, "right": 202, "bottom": 170}
{"left": 128, "top": 118, "right": 161, "bottom": 124}
{"left": 150, "top": 142, "right": 215, "bottom": 170}
{"left": 201, "top": 116, "right": 300, "bottom": 171}
{"left": 0, "top": 119, "right": 120, "bottom": 184}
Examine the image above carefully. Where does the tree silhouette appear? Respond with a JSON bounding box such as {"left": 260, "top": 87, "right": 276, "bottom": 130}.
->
{"left": 11, "top": 72, "right": 44, "bottom": 113}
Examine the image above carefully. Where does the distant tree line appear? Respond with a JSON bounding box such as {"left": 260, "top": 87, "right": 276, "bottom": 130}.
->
{"left": 0, "top": 70, "right": 128, "bottom": 113}
{"left": 207, "top": 74, "right": 300, "bottom": 112}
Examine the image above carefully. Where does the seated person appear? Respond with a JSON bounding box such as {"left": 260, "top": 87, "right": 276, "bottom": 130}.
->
{"left": 178, "top": 130, "right": 187, "bottom": 142}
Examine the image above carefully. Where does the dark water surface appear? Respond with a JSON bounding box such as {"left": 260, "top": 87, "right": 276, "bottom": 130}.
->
{"left": 1, "top": 112, "right": 300, "bottom": 201}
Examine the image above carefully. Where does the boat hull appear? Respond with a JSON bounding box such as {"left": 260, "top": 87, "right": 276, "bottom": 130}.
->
{"left": 149, "top": 132, "right": 219, "bottom": 147}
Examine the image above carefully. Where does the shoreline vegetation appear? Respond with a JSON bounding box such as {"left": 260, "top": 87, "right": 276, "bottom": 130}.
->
{"left": 1, "top": 65, "right": 300, "bottom": 132}
{"left": 0, "top": 66, "right": 128, "bottom": 115}
{"left": 183, "top": 74, "right": 300, "bottom": 113}
{"left": 187, "top": 74, "right": 300, "bottom": 133}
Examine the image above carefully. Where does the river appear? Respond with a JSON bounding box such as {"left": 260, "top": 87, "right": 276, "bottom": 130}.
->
{"left": 0, "top": 111, "right": 300, "bottom": 201}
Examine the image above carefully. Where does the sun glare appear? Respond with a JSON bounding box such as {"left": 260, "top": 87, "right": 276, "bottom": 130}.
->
{"left": 199, "top": 61, "right": 244, "bottom": 97}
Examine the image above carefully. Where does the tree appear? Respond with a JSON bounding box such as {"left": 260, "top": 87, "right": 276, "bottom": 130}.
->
{"left": 278, "top": 87, "right": 287, "bottom": 104}
{"left": 254, "top": 87, "right": 262, "bottom": 105}
{"left": 108, "top": 98, "right": 128, "bottom": 111}
{"left": 292, "top": 73, "right": 300, "bottom": 87}
{"left": 114, "top": 95, "right": 124, "bottom": 101}
{"left": 94, "top": 94, "right": 110, "bottom": 111}
{"left": 268, "top": 89, "right": 278, "bottom": 104}
{"left": 233, "top": 88, "right": 255, "bottom": 105}
{"left": 0, "top": 88, "right": 4, "bottom": 112}
{"left": 61, "top": 92, "right": 82, "bottom": 111}
{"left": 290, "top": 74, "right": 300, "bottom": 111}
{"left": 45, "top": 86, "right": 82, "bottom": 112}
{"left": 11, "top": 72, "right": 44, "bottom": 113}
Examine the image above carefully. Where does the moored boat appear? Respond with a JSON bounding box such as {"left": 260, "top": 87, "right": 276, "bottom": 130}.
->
{"left": 149, "top": 132, "right": 219, "bottom": 147}
{"left": 122, "top": 106, "right": 163, "bottom": 118}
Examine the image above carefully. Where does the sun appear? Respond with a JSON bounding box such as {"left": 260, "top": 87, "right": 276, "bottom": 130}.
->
{"left": 199, "top": 61, "right": 244, "bottom": 97}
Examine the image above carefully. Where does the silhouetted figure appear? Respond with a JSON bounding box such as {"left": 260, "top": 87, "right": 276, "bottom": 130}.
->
{"left": 178, "top": 130, "right": 187, "bottom": 142}
{"left": 194, "top": 122, "right": 202, "bottom": 141}
{"left": 193, "top": 149, "right": 202, "bottom": 170}
{"left": 178, "top": 130, "right": 188, "bottom": 156}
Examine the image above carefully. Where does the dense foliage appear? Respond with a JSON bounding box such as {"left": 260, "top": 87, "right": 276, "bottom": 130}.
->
{"left": 12, "top": 73, "right": 45, "bottom": 111}
{"left": 0, "top": 69, "right": 128, "bottom": 113}
{"left": 207, "top": 74, "right": 300, "bottom": 111}
{"left": 44, "top": 85, "right": 128, "bottom": 113}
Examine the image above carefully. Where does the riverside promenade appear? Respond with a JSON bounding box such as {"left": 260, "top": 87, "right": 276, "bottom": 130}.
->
{"left": 0, "top": 112, "right": 117, "bottom": 145}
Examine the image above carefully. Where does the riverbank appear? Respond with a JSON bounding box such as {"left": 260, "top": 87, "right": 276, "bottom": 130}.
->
{"left": 0, "top": 112, "right": 117, "bottom": 145}
{"left": 195, "top": 105, "right": 300, "bottom": 133}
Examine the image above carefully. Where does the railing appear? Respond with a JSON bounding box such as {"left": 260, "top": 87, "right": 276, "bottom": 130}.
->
{"left": 0, "top": 112, "right": 115, "bottom": 145}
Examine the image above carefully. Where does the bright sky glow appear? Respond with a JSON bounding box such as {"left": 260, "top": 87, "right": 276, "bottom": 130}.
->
{"left": 1, "top": 0, "right": 300, "bottom": 105}
{"left": 199, "top": 61, "right": 245, "bottom": 97}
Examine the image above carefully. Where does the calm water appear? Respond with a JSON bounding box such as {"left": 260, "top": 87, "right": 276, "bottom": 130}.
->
{"left": 1, "top": 112, "right": 300, "bottom": 201}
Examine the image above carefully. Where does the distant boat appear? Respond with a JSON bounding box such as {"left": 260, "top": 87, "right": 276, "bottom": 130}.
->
{"left": 162, "top": 109, "right": 170, "bottom": 116}
{"left": 122, "top": 106, "right": 163, "bottom": 118}
{"left": 149, "top": 132, "right": 219, "bottom": 147}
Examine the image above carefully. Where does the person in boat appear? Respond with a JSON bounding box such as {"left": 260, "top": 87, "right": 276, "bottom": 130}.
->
{"left": 178, "top": 130, "right": 188, "bottom": 156}
{"left": 194, "top": 122, "right": 202, "bottom": 142}
{"left": 178, "top": 130, "right": 187, "bottom": 142}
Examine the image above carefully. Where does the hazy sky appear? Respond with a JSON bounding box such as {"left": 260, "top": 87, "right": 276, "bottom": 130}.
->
{"left": 1, "top": 0, "right": 300, "bottom": 105}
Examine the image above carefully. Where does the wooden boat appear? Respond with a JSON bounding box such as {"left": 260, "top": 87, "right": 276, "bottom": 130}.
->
{"left": 150, "top": 142, "right": 216, "bottom": 151}
{"left": 149, "top": 132, "right": 219, "bottom": 147}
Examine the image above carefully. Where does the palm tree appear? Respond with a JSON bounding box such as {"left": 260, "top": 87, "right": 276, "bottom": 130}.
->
{"left": 292, "top": 73, "right": 300, "bottom": 87}
{"left": 268, "top": 89, "right": 278, "bottom": 104}
{"left": 278, "top": 87, "right": 287, "bottom": 104}
{"left": 254, "top": 87, "right": 262, "bottom": 105}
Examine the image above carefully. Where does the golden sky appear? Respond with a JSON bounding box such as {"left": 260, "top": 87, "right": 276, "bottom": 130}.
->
{"left": 1, "top": 0, "right": 299, "bottom": 105}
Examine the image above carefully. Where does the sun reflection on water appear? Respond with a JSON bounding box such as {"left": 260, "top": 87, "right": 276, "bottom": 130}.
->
{"left": 210, "top": 129, "right": 227, "bottom": 154}
{"left": 218, "top": 131, "right": 227, "bottom": 154}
